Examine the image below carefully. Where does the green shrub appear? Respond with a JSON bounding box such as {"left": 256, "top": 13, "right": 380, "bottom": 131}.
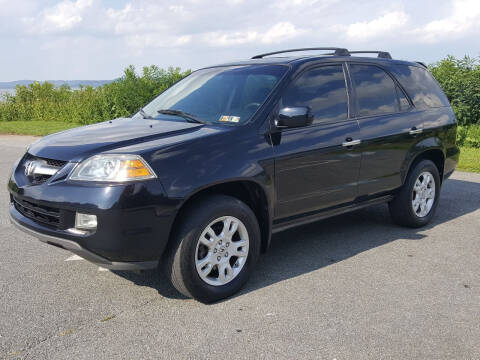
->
{"left": 457, "top": 125, "right": 480, "bottom": 148}
{"left": 464, "top": 125, "right": 480, "bottom": 148}
{"left": 0, "top": 65, "right": 190, "bottom": 125}
{"left": 429, "top": 56, "right": 480, "bottom": 126}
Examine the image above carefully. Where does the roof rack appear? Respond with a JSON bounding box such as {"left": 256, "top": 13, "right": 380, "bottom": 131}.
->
{"left": 251, "top": 47, "right": 350, "bottom": 59}
{"left": 251, "top": 48, "right": 394, "bottom": 60}
{"left": 416, "top": 61, "right": 427, "bottom": 68}
{"left": 349, "top": 51, "right": 392, "bottom": 59}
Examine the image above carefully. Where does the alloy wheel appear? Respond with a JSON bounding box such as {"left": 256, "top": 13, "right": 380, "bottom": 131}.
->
{"left": 411, "top": 171, "right": 436, "bottom": 217}
{"left": 195, "top": 216, "right": 249, "bottom": 286}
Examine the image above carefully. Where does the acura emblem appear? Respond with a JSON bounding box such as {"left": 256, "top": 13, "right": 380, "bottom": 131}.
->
{"left": 24, "top": 161, "right": 37, "bottom": 177}
{"left": 24, "top": 160, "right": 59, "bottom": 178}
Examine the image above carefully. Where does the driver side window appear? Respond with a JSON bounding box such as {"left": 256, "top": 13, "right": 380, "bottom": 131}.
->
{"left": 282, "top": 65, "right": 348, "bottom": 124}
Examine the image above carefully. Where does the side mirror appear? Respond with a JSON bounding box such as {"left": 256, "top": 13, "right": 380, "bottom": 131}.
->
{"left": 275, "top": 107, "right": 313, "bottom": 129}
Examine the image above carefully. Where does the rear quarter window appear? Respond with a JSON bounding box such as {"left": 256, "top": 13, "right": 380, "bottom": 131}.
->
{"left": 389, "top": 65, "right": 450, "bottom": 110}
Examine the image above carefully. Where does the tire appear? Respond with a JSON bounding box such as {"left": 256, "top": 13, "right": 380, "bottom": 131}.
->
{"left": 164, "top": 194, "right": 261, "bottom": 303}
{"left": 389, "top": 159, "right": 441, "bottom": 228}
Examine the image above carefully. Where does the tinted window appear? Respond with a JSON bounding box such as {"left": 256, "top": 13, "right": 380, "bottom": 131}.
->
{"left": 396, "top": 86, "right": 411, "bottom": 111}
{"left": 282, "top": 65, "right": 348, "bottom": 123}
{"left": 241, "top": 74, "right": 279, "bottom": 107}
{"left": 389, "top": 65, "right": 450, "bottom": 109}
{"left": 350, "top": 64, "right": 400, "bottom": 117}
{"left": 141, "top": 65, "right": 287, "bottom": 124}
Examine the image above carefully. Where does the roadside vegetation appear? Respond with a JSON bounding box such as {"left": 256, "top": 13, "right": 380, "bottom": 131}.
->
{"left": 0, "top": 57, "right": 478, "bottom": 171}
{"left": 428, "top": 56, "right": 480, "bottom": 172}
{"left": 0, "top": 65, "right": 190, "bottom": 125}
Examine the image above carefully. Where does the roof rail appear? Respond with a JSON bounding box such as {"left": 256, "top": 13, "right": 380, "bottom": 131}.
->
{"left": 416, "top": 61, "right": 427, "bottom": 68}
{"left": 251, "top": 47, "right": 350, "bottom": 59}
{"left": 349, "top": 51, "right": 392, "bottom": 59}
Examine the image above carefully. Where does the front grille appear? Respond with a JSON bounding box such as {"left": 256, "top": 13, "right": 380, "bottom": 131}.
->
{"left": 44, "top": 158, "right": 68, "bottom": 168}
{"left": 13, "top": 197, "right": 61, "bottom": 228}
{"left": 24, "top": 154, "right": 68, "bottom": 185}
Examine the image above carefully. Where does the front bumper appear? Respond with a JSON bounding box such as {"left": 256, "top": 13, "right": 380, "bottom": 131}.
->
{"left": 10, "top": 207, "right": 158, "bottom": 270}
{"left": 8, "top": 156, "right": 181, "bottom": 267}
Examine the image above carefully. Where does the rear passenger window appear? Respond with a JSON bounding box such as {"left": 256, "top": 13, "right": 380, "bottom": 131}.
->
{"left": 282, "top": 65, "right": 348, "bottom": 123}
{"left": 350, "top": 64, "right": 404, "bottom": 117}
{"left": 388, "top": 65, "right": 450, "bottom": 109}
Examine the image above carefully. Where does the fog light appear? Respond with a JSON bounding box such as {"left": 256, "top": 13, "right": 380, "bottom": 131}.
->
{"left": 75, "top": 213, "right": 97, "bottom": 230}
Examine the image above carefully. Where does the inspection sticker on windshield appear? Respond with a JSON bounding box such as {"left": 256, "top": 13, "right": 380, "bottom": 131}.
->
{"left": 219, "top": 115, "right": 240, "bottom": 123}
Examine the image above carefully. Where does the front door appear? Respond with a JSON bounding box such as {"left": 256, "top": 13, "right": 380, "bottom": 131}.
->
{"left": 273, "top": 64, "right": 362, "bottom": 220}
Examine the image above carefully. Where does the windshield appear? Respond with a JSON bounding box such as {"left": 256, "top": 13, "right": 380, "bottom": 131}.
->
{"left": 140, "top": 65, "right": 288, "bottom": 125}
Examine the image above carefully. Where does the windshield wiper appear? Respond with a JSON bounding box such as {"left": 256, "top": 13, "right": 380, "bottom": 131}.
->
{"left": 157, "top": 109, "right": 205, "bottom": 124}
{"left": 138, "top": 108, "right": 153, "bottom": 119}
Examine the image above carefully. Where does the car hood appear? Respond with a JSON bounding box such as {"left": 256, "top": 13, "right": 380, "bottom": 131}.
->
{"left": 28, "top": 117, "right": 206, "bottom": 162}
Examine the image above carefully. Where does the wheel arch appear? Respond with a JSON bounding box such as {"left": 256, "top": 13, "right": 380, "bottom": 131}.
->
{"left": 168, "top": 179, "right": 272, "bottom": 254}
{"left": 401, "top": 140, "right": 445, "bottom": 185}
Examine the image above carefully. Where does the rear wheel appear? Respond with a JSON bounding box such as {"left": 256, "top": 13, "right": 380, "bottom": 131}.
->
{"left": 164, "top": 195, "right": 261, "bottom": 303}
{"left": 389, "top": 159, "right": 441, "bottom": 228}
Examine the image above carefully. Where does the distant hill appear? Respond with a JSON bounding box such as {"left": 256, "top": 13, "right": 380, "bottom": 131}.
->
{"left": 0, "top": 79, "right": 113, "bottom": 89}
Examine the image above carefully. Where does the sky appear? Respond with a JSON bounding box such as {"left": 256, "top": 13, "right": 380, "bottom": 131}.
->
{"left": 1, "top": 0, "right": 480, "bottom": 81}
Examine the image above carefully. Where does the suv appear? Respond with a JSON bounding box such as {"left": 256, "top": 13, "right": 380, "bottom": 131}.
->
{"left": 8, "top": 47, "right": 459, "bottom": 303}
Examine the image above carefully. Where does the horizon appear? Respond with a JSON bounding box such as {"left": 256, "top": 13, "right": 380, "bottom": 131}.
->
{"left": 2, "top": 0, "right": 480, "bottom": 81}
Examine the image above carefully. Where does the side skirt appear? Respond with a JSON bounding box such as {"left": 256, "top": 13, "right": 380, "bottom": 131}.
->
{"left": 272, "top": 195, "right": 394, "bottom": 234}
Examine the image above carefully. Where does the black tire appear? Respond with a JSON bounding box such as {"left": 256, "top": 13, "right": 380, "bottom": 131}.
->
{"left": 164, "top": 194, "right": 261, "bottom": 303}
{"left": 389, "top": 159, "right": 441, "bottom": 228}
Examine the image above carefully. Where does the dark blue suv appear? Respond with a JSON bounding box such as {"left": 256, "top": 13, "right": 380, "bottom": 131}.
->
{"left": 8, "top": 48, "right": 459, "bottom": 302}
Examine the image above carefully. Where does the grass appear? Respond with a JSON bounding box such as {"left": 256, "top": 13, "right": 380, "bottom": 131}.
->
{"left": 0, "top": 120, "right": 479, "bottom": 173}
{"left": 0, "top": 121, "right": 81, "bottom": 136}
{"left": 457, "top": 147, "right": 480, "bottom": 173}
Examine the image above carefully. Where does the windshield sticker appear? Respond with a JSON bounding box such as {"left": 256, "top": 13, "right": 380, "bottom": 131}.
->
{"left": 219, "top": 115, "right": 240, "bottom": 123}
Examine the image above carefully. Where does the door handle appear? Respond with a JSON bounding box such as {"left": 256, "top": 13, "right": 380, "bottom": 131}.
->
{"left": 409, "top": 127, "right": 423, "bottom": 135}
{"left": 342, "top": 139, "right": 361, "bottom": 147}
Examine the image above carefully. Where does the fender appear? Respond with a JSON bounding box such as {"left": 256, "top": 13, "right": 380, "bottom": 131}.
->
{"left": 177, "top": 175, "right": 273, "bottom": 214}
{"left": 170, "top": 176, "right": 274, "bottom": 253}
{"left": 400, "top": 135, "right": 445, "bottom": 184}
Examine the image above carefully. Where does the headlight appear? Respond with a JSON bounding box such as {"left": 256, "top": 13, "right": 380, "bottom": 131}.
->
{"left": 69, "top": 154, "right": 156, "bottom": 182}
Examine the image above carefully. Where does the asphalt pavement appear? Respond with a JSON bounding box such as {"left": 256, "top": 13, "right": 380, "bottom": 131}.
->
{"left": 1, "top": 135, "right": 479, "bottom": 359}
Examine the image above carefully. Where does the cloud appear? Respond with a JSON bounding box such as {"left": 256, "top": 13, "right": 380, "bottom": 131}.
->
{"left": 204, "top": 31, "right": 257, "bottom": 46}
{"left": 204, "top": 22, "right": 303, "bottom": 46}
{"left": 126, "top": 34, "right": 192, "bottom": 49}
{"left": 412, "top": 0, "right": 480, "bottom": 43}
{"left": 346, "top": 11, "right": 409, "bottom": 40}
{"left": 25, "top": 0, "right": 94, "bottom": 33}
{"left": 262, "top": 22, "right": 301, "bottom": 44}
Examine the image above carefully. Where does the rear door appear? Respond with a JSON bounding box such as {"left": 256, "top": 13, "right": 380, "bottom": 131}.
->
{"left": 348, "top": 63, "right": 421, "bottom": 197}
{"left": 273, "top": 63, "right": 362, "bottom": 219}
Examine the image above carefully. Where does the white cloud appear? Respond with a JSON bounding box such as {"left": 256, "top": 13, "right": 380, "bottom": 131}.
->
{"left": 204, "top": 22, "right": 302, "bottom": 46}
{"left": 32, "top": 0, "right": 94, "bottom": 33}
{"left": 205, "top": 31, "right": 257, "bottom": 46}
{"left": 346, "top": 11, "right": 408, "bottom": 40}
{"left": 262, "top": 22, "right": 301, "bottom": 43}
{"left": 412, "top": 0, "right": 480, "bottom": 43}
{"left": 126, "top": 34, "right": 192, "bottom": 49}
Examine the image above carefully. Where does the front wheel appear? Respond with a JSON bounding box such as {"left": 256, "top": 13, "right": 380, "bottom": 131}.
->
{"left": 164, "top": 195, "right": 261, "bottom": 303}
{"left": 389, "top": 159, "right": 441, "bottom": 228}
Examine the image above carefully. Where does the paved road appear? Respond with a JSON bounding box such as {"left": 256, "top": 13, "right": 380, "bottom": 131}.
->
{"left": 1, "top": 135, "right": 479, "bottom": 359}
